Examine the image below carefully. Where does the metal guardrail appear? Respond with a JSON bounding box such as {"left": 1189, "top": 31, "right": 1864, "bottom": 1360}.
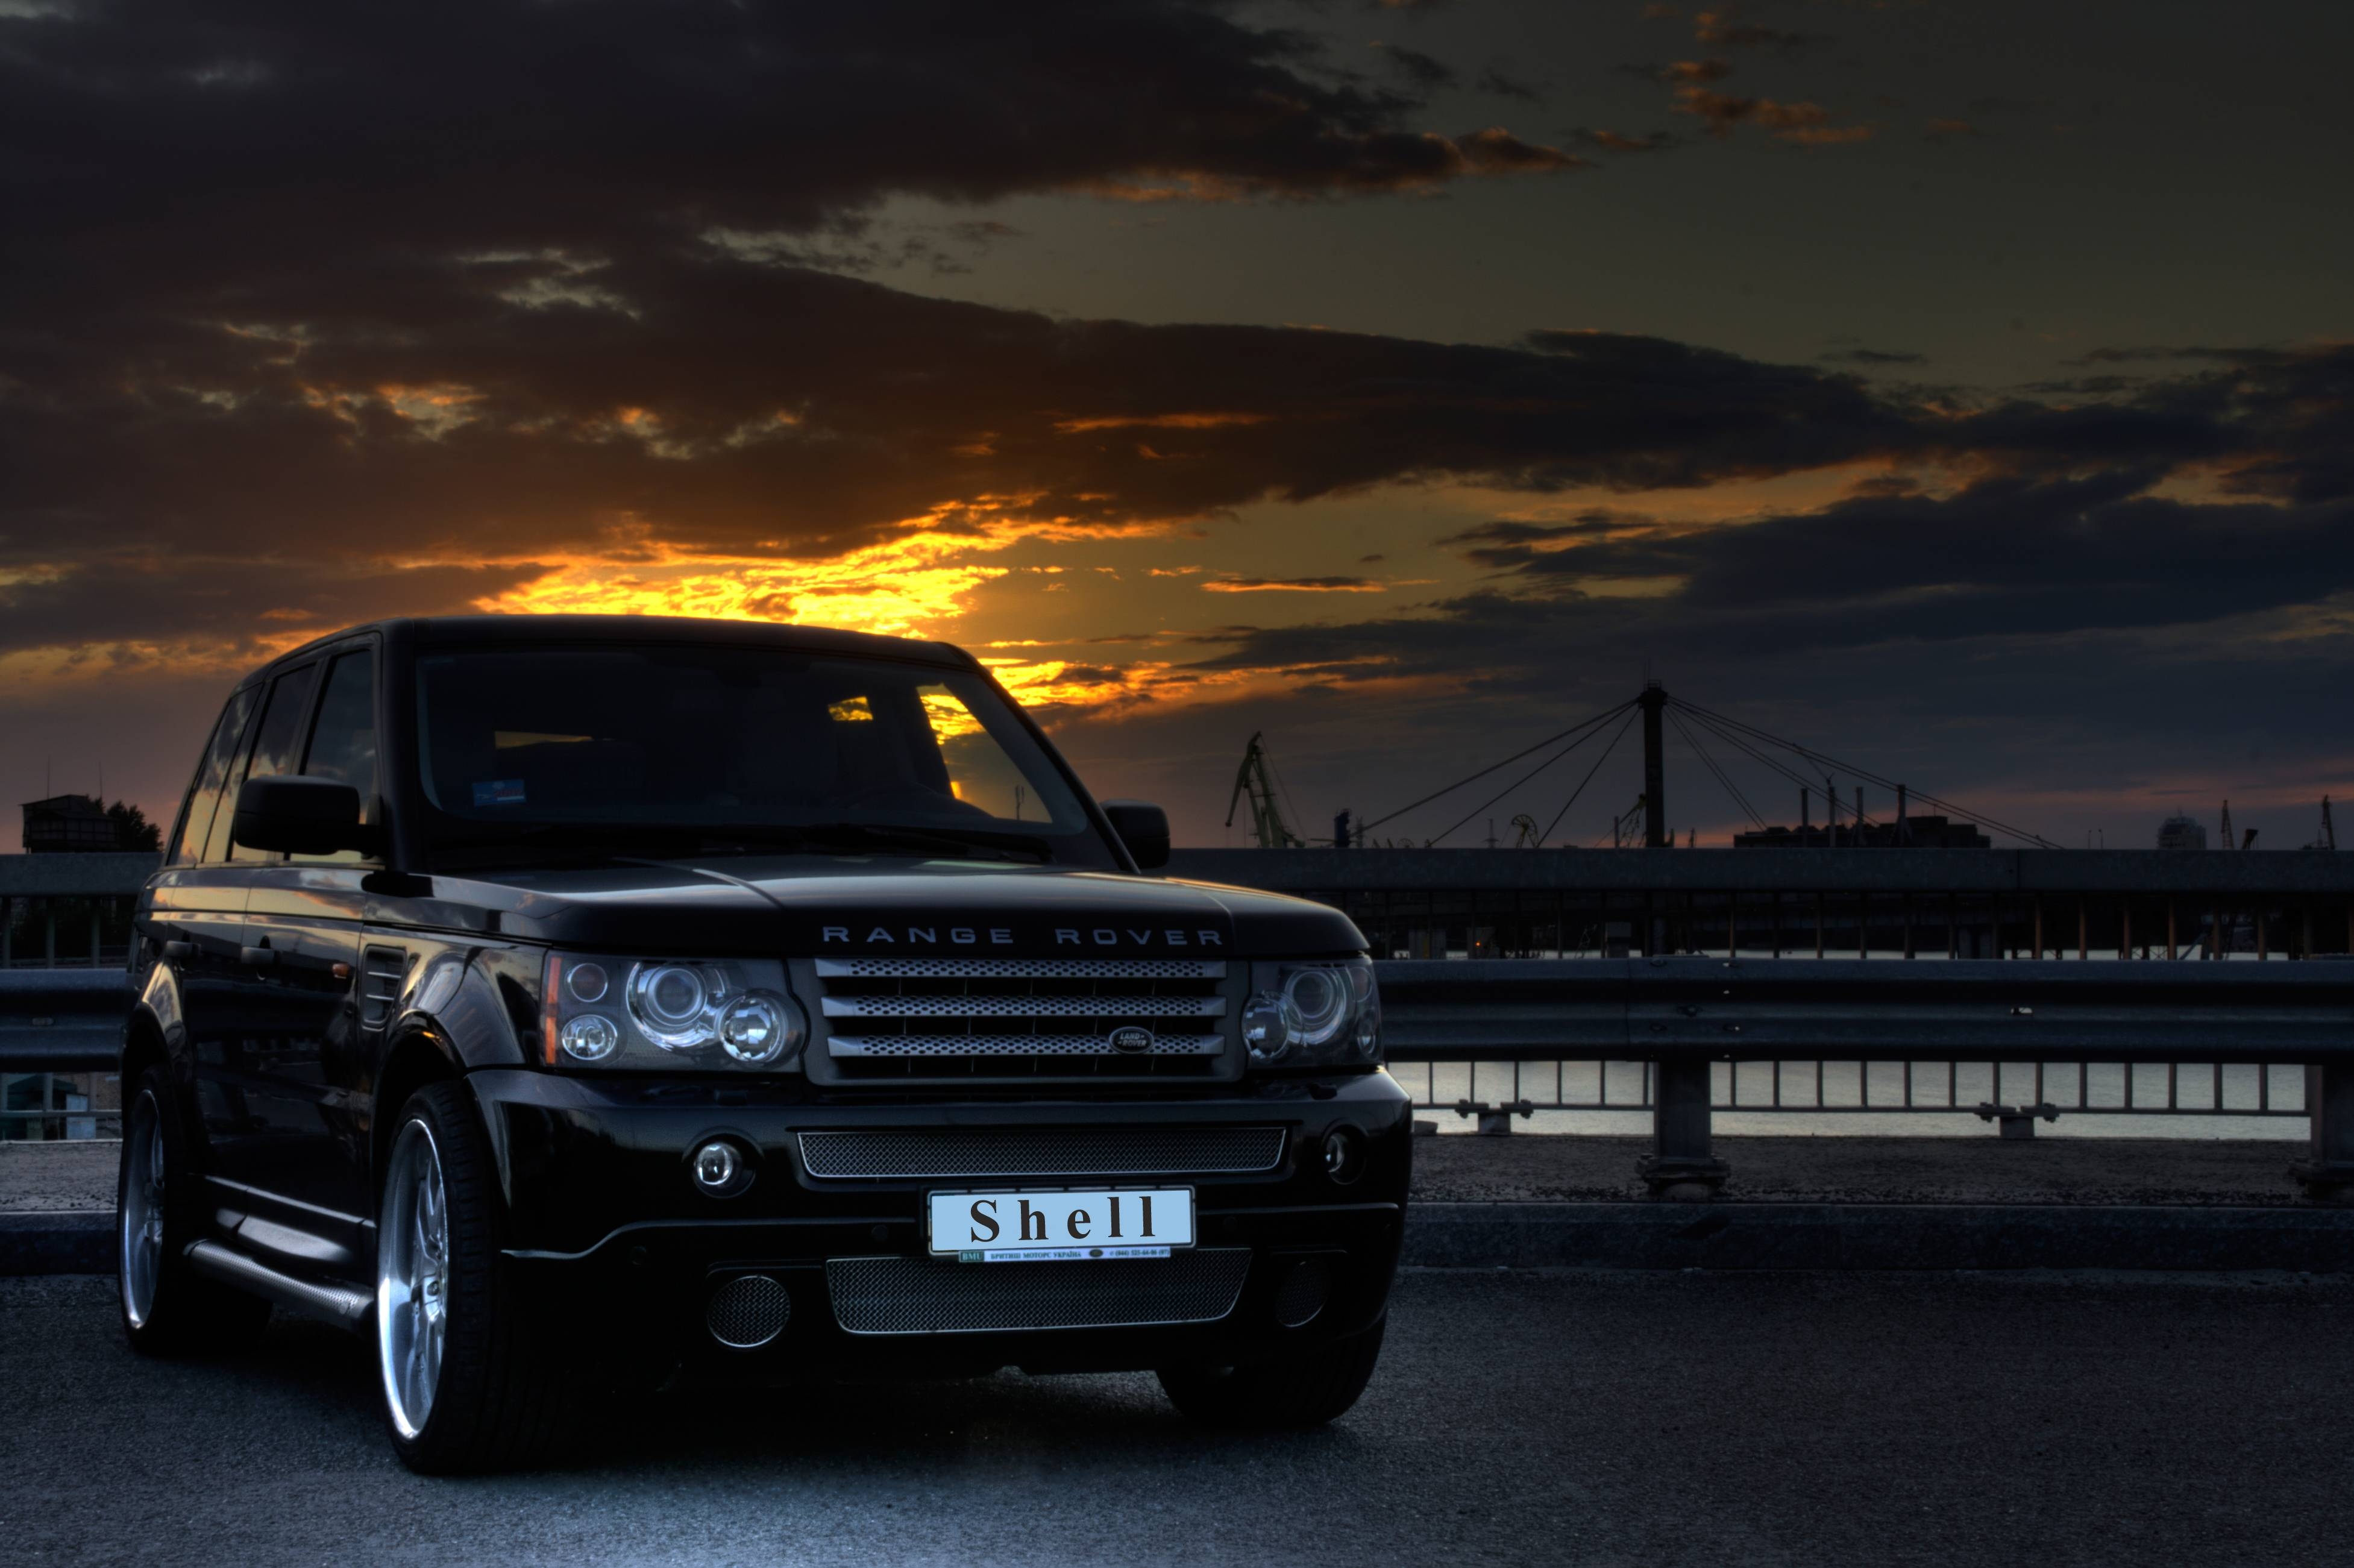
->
{"left": 1375, "top": 957, "right": 2354, "bottom": 1191}
{"left": 1375, "top": 957, "right": 2354, "bottom": 1062}
{"left": 0, "top": 970, "right": 128, "bottom": 1071}
{"left": 6, "top": 958, "right": 2353, "bottom": 1193}
{"left": 1387, "top": 1058, "right": 2309, "bottom": 1123}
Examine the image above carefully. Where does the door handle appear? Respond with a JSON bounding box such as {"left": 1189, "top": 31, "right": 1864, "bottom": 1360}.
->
{"left": 239, "top": 946, "right": 278, "bottom": 969}
{"left": 161, "top": 940, "right": 195, "bottom": 962}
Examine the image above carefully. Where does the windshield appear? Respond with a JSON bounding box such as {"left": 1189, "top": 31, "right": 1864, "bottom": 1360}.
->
{"left": 413, "top": 646, "right": 1113, "bottom": 867}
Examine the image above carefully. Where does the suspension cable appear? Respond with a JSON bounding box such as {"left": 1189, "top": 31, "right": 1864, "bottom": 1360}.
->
{"left": 1668, "top": 708, "right": 1766, "bottom": 830}
{"left": 1675, "top": 707, "right": 1852, "bottom": 814}
{"left": 1423, "top": 708, "right": 1629, "bottom": 847}
{"left": 1539, "top": 708, "right": 1640, "bottom": 845}
{"left": 1670, "top": 697, "right": 2057, "bottom": 847}
{"left": 1357, "top": 699, "right": 1636, "bottom": 834}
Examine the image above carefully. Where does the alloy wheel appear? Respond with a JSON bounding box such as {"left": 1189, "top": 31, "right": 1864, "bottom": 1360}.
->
{"left": 119, "top": 1090, "right": 165, "bottom": 1328}
{"left": 377, "top": 1120, "right": 450, "bottom": 1440}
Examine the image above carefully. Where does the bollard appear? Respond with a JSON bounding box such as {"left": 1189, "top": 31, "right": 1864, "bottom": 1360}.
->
{"left": 2291, "top": 1062, "right": 2354, "bottom": 1201}
{"left": 1974, "top": 1102, "right": 2059, "bottom": 1139}
{"left": 1451, "top": 1099, "right": 1533, "bottom": 1136}
{"left": 1637, "top": 1057, "right": 1729, "bottom": 1199}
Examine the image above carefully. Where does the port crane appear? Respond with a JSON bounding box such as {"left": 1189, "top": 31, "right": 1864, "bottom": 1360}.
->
{"left": 1226, "top": 732, "right": 1306, "bottom": 848}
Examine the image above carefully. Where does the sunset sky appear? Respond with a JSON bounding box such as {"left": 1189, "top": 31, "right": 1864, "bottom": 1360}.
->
{"left": 5, "top": 0, "right": 2351, "bottom": 849}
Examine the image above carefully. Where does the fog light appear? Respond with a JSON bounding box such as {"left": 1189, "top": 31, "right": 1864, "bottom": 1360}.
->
{"left": 708, "top": 1273, "right": 789, "bottom": 1349}
{"left": 1322, "top": 1127, "right": 1364, "bottom": 1184}
{"left": 692, "top": 1139, "right": 742, "bottom": 1194}
{"left": 1273, "top": 1258, "right": 1331, "bottom": 1328}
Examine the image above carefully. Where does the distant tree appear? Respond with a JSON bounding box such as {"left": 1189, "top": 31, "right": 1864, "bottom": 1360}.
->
{"left": 106, "top": 800, "right": 162, "bottom": 852}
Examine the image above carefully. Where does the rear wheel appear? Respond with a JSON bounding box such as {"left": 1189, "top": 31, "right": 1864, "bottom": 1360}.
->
{"left": 375, "top": 1081, "right": 572, "bottom": 1473}
{"left": 118, "top": 1067, "right": 269, "bottom": 1354}
{"left": 1158, "top": 1320, "right": 1386, "bottom": 1429}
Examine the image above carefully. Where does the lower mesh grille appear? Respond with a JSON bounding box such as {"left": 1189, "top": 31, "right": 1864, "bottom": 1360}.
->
{"left": 799, "top": 1127, "right": 1286, "bottom": 1179}
{"left": 826, "top": 1249, "right": 1252, "bottom": 1335}
{"left": 707, "top": 1273, "right": 791, "bottom": 1349}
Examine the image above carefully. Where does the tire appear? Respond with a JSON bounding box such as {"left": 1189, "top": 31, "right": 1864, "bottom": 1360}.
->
{"left": 375, "top": 1080, "right": 573, "bottom": 1474}
{"left": 1158, "top": 1320, "right": 1386, "bottom": 1430}
{"left": 118, "top": 1066, "right": 271, "bottom": 1355}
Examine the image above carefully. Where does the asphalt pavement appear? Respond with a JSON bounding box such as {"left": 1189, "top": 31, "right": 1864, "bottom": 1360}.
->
{"left": 5, "top": 1268, "right": 2352, "bottom": 1567}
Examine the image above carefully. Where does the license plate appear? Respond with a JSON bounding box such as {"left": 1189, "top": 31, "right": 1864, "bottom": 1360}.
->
{"left": 927, "top": 1188, "right": 1194, "bottom": 1261}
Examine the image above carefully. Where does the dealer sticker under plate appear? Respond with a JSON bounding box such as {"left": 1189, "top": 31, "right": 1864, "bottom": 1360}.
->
{"left": 928, "top": 1187, "right": 1194, "bottom": 1262}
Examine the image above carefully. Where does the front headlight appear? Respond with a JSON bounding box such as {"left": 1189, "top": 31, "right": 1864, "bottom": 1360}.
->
{"left": 540, "top": 953, "right": 805, "bottom": 1070}
{"left": 1243, "top": 956, "right": 1381, "bottom": 1068}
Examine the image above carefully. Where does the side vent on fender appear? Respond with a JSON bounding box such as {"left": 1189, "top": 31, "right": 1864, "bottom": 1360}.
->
{"left": 360, "top": 946, "right": 410, "bottom": 1029}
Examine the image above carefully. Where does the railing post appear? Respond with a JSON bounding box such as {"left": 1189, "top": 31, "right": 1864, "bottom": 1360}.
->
{"left": 2292, "top": 1063, "right": 2354, "bottom": 1202}
{"left": 1639, "top": 1056, "right": 1729, "bottom": 1199}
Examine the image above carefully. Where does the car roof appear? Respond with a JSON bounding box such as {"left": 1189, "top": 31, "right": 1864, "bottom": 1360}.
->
{"left": 237, "top": 614, "right": 981, "bottom": 688}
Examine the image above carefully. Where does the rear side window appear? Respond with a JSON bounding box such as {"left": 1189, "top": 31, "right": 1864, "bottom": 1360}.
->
{"left": 303, "top": 651, "right": 378, "bottom": 807}
{"left": 292, "top": 650, "right": 378, "bottom": 864}
{"left": 171, "top": 688, "right": 260, "bottom": 867}
{"left": 222, "top": 663, "right": 318, "bottom": 864}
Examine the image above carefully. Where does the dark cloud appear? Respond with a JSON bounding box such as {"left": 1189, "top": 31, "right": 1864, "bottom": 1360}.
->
{"left": 3, "top": 1, "right": 1581, "bottom": 368}
{"left": 1692, "top": 10, "right": 1828, "bottom": 51}
{"left": 1051, "top": 664, "right": 1129, "bottom": 685}
{"left": 1821, "top": 348, "right": 1928, "bottom": 366}
{"left": 1487, "top": 469, "right": 2354, "bottom": 633}
{"left": 1672, "top": 85, "right": 1872, "bottom": 143}
{"left": 1440, "top": 510, "right": 1658, "bottom": 568}
{"left": 1573, "top": 127, "right": 1680, "bottom": 153}
{"left": 1201, "top": 576, "right": 1386, "bottom": 593}
{"left": 1965, "top": 95, "right": 2057, "bottom": 116}
{"left": 5, "top": 0, "right": 2353, "bottom": 845}
{"left": 1454, "top": 127, "right": 1589, "bottom": 172}
{"left": 1477, "top": 67, "right": 1544, "bottom": 102}
{"left": 1371, "top": 42, "right": 1457, "bottom": 90}
{"left": 1, "top": 239, "right": 1925, "bottom": 610}
{"left": 0, "top": 559, "right": 547, "bottom": 661}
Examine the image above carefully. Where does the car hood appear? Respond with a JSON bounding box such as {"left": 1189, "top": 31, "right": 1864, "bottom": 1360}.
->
{"left": 419, "top": 856, "right": 1363, "bottom": 958}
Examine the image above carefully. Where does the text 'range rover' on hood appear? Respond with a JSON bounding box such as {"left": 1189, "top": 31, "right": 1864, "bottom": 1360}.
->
{"left": 438, "top": 858, "right": 1365, "bottom": 958}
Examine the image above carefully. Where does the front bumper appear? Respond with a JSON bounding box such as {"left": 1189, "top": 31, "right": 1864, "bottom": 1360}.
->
{"left": 469, "top": 1067, "right": 1411, "bottom": 1378}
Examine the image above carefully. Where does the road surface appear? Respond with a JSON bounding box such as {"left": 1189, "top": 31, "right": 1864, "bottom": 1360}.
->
{"left": 4, "top": 1268, "right": 2349, "bottom": 1566}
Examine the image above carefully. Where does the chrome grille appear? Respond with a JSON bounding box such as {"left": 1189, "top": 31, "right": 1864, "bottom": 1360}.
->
{"left": 824, "top": 993, "right": 1225, "bottom": 1018}
{"left": 809, "top": 957, "right": 1235, "bottom": 1082}
{"left": 829, "top": 1033, "right": 1222, "bottom": 1058}
{"left": 797, "top": 1127, "right": 1286, "bottom": 1179}
{"left": 826, "top": 1250, "right": 1252, "bottom": 1335}
{"left": 819, "top": 958, "right": 1223, "bottom": 980}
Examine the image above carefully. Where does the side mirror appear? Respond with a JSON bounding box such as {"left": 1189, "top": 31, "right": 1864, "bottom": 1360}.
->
{"left": 1100, "top": 800, "right": 1170, "bottom": 871}
{"left": 230, "top": 775, "right": 375, "bottom": 857}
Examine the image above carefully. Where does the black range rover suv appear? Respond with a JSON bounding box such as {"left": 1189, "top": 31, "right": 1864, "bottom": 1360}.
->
{"left": 118, "top": 615, "right": 1407, "bottom": 1471}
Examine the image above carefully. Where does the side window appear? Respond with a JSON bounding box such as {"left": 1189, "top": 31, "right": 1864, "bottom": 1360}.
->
{"left": 293, "top": 650, "right": 378, "bottom": 864}
{"left": 222, "top": 664, "right": 319, "bottom": 864}
{"left": 171, "top": 688, "right": 260, "bottom": 867}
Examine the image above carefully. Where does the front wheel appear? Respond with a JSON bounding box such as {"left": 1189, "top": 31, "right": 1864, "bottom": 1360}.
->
{"left": 375, "top": 1081, "right": 572, "bottom": 1473}
{"left": 1158, "top": 1320, "right": 1386, "bottom": 1429}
